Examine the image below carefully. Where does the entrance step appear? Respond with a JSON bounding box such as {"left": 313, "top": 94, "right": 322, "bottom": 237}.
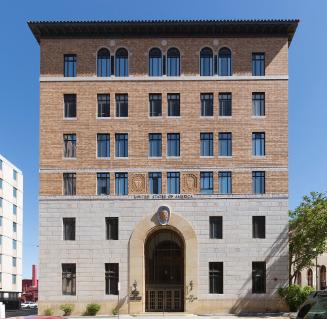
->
{"left": 132, "top": 313, "right": 197, "bottom": 317}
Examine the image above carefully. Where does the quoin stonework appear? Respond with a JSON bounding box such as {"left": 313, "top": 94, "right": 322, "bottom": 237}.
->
{"left": 29, "top": 19, "right": 298, "bottom": 315}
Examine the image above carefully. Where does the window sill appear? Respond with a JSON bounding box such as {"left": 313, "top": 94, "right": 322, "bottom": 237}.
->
{"left": 200, "top": 116, "right": 214, "bottom": 119}
{"left": 252, "top": 155, "right": 266, "bottom": 158}
{"left": 96, "top": 117, "right": 111, "bottom": 120}
{"left": 167, "top": 156, "right": 181, "bottom": 159}
{"left": 114, "top": 117, "right": 129, "bottom": 119}
{"left": 252, "top": 116, "right": 266, "bottom": 119}
{"left": 114, "top": 157, "right": 129, "bottom": 159}
{"left": 148, "top": 156, "right": 162, "bottom": 159}
{"left": 218, "top": 116, "right": 232, "bottom": 119}
{"left": 200, "top": 156, "right": 214, "bottom": 158}
{"left": 218, "top": 156, "right": 232, "bottom": 158}
{"left": 63, "top": 157, "right": 77, "bottom": 160}
{"left": 167, "top": 116, "right": 181, "bottom": 119}
{"left": 63, "top": 117, "right": 77, "bottom": 120}
{"left": 97, "top": 157, "right": 111, "bottom": 160}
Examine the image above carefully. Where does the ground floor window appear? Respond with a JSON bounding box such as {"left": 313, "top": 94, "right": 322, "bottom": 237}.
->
{"left": 209, "top": 262, "right": 223, "bottom": 294}
{"left": 105, "top": 263, "right": 119, "bottom": 295}
{"left": 252, "top": 262, "right": 266, "bottom": 293}
{"left": 62, "top": 263, "right": 76, "bottom": 295}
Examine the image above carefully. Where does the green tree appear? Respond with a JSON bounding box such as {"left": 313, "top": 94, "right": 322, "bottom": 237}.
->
{"left": 289, "top": 192, "right": 327, "bottom": 284}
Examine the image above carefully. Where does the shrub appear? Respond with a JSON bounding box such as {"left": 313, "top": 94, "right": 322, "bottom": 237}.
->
{"left": 60, "top": 304, "right": 74, "bottom": 316}
{"left": 86, "top": 303, "right": 101, "bottom": 316}
{"left": 278, "top": 285, "right": 315, "bottom": 311}
{"left": 44, "top": 308, "right": 54, "bottom": 316}
{"left": 112, "top": 308, "right": 118, "bottom": 315}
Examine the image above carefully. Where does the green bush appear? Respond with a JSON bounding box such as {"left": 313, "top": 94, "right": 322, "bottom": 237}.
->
{"left": 60, "top": 304, "right": 74, "bottom": 316}
{"left": 44, "top": 308, "right": 54, "bottom": 316}
{"left": 278, "top": 285, "right": 315, "bottom": 311}
{"left": 112, "top": 308, "right": 118, "bottom": 315}
{"left": 86, "top": 303, "right": 101, "bottom": 316}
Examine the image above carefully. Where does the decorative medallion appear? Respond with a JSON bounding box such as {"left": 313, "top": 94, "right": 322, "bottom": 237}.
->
{"left": 182, "top": 173, "right": 198, "bottom": 193}
{"left": 157, "top": 206, "right": 170, "bottom": 225}
{"left": 130, "top": 174, "right": 146, "bottom": 193}
{"left": 161, "top": 39, "right": 167, "bottom": 46}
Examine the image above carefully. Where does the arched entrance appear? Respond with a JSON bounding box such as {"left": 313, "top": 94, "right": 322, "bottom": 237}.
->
{"left": 145, "top": 229, "right": 184, "bottom": 312}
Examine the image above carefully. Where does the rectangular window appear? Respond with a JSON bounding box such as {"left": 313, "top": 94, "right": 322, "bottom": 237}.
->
{"left": 106, "top": 217, "right": 118, "bottom": 240}
{"left": 0, "top": 198, "right": 2, "bottom": 208}
{"left": 252, "top": 53, "right": 265, "bottom": 76}
{"left": 209, "top": 262, "right": 223, "bottom": 294}
{"left": 115, "top": 94, "right": 128, "bottom": 117}
{"left": 200, "top": 133, "right": 213, "bottom": 156}
{"left": 0, "top": 179, "right": 2, "bottom": 189}
{"left": 0, "top": 160, "right": 2, "bottom": 170}
{"left": 97, "top": 173, "right": 110, "bottom": 195}
{"left": 115, "top": 133, "right": 128, "bottom": 157}
{"left": 63, "top": 173, "right": 76, "bottom": 196}
{"left": 209, "top": 216, "right": 222, "bottom": 239}
{"left": 64, "top": 94, "right": 76, "bottom": 118}
{"left": 149, "top": 133, "right": 162, "bottom": 157}
{"left": 200, "top": 171, "right": 213, "bottom": 194}
{"left": 12, "top": 274, "right": 17, "bottom": 285}
{"left": 252, "top": 132, "right": 265, "bottom": 156}
{"left": 105, "top": 263, "right": 119, "bottom": 295}
{"left": 13, "top": 170, "right": 17, "bottom": 181}
{"left": 13, "top": 222, "right": 17, "bottom": 233}
{"left": 252, "top": 171, "right": 265, "bottom": 194}
{"left": 115, "top": 173, "right": 128, "bottom": 195}
{"left": 219, "top": 133, "right": 232, "bottom": 156}
{"left": 64, "top": 54, "right": 76, "bottom": 77}
{"left": 201, "top": 93, "right": 213, "bottom": 116}
{"left": 63, "top": 218, "right": 75, "bottom": 240}
{"left": 167, "top": 94, "right": 180, "bottom": 116}
{"left": 219, "top": 93, "right": 232, "bottom": 116}
{"left": 97, "top": 134, "right": 110, "bottom": 158}
{"left": 252, "top": 262, "right": 266, "bottom": 293}
{"left": 149, "top": 172, "right": 162, "bottom": 194}
{"left": 252, "top": 93, "right": 265, "bottom": 116}
{"left": 97, "top": 94, "right": 110, "bottom": 118}
{"left": 149, "top": 94, "right": 162, "bottom": 117}
{"left": 62, "top": 263, "right": 76, "bottom": 295}
{"left": 13, "top": 187, "right": 17, "bottom": 198}
{"left": 0, "top": 235, "right": 2, "bottom": 245}
{"left": 253, "top": 216, "right": 266, "bottom": 239}
{"left": 167, "top": 172, "right": 180, "bottom": 194}
{"left": 12, "top": 257, "right": 17, "bottom": 267}
{"left": 167, "top": 133, "right": 180, "bottom": 157}
{"left": 218, "top": 171, "right": 232, "bottom": 194}
{"left": 12, "top": 239, "right": 17, "bottom": 250}
{"left": 0, "top": 216, "right": 2, "bottom": 226}
{"left": 64, "top": 134, "right": 76, "bottom": 158}
{"left": 13, "top": 204, "right": 17, "bottom": 215}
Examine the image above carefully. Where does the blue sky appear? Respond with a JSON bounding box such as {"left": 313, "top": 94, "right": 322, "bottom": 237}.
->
{"left": 0, "top": 0, "right": 326, "bottom": 277}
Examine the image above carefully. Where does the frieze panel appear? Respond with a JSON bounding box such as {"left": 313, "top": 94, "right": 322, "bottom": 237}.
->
{"left": 129, "top": 173, "right": 147, "bottom": 194}
{"left": 181, "top": 173, "right": 199, "bottom": 194}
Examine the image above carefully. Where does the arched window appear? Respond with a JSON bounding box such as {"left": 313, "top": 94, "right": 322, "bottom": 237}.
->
{"left": 97, "top": 48, "right": 110, "bottom": 77}
{"left": 200, "top": 47, "right": 213, "bottom": 76}
{"left": 218, "top": 47, "right": 232, "bottom": 76}
{"left": 307, "top": 268, "right": 313, "bottom": 287}
{"left": 295, "top": 271, "right": 302, "bottom": 286}
{"left": 149, "top": 48, "right": 162, "bottom": 76}
{"left": 115, "top": 48, "right": 128, "bottom": 77}
{"left": 320, "top": 266, "right": 326, "bottom": 289}
{"left": 167, "top": 48, "right": 180, "bottom": 76}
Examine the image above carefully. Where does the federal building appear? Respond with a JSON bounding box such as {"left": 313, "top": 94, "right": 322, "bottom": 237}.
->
{"left": 29, "top": 19, "right": 298, "bottom": 314}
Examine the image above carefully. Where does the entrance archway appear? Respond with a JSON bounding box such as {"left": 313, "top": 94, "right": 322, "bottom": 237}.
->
{"left": 145, "top": 229, "right": 184, "bottom": 312}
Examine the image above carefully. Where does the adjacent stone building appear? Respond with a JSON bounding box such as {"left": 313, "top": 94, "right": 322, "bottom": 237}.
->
{"left": 29, "top": 19, "right": 298, "bottom": 314}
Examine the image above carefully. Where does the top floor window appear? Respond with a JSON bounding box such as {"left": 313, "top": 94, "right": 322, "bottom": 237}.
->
{"left": 115, "top": 48, "right": 128, "bottom": 77}
{"left": 13, "top": 170, "right": 17, "bottom": 181}
{"left": 200, "top": 48, "right": 213, "bottom": 76}
{"left": 167, "top": 48, "right": 180, "bottom": 76}
{"left": 64, "top": 54, "right": 76, "bottom": 77}
{"left": 97, "top": 48, "right": 110, "bottom": 77}
{"left": 252, "top": 53, "right": 265, "bottom": 76}
{"left": 218, "top": 48, "right": 232, "bottom": 76}
{"left": 149, "top": 48, "right": 162, "bottom": 76}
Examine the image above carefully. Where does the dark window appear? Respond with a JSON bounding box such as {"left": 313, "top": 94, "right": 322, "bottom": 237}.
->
{"left": 13, "top": 170, "right": 17, "bottom": 180}
{"left": 106, "top": 217, "right": 118, "bottom": 240}
{"left": 219, "top": 133, "right": 232, "bottom": 156}
{"left": 13, "top": 205, "right": 17, "bottom": 215}
{"left": 105, "top": 263, "right": 119, "bottom": 295}
{"left": 149, "top": 94, "right": 162, "bottom": 117}
{"left": 149, "top": 48, "right": 162, "bottom": 76}
{"left": 97, "top": 134, "right": 110, "bottom": 158}
{"left": 252, "top": 216, "right": 265, "bottom": 239}
{"left": 149, "top": 172, "right": 162, "bottom": 194}
{"left": 97, "top": 48, "right": 110, "bottom": 77}
{"left": 307, "top": 268, "right": 313, "bottom": 287}
{"left": 200, "top": 48, "right": 213, "bottom": 76}
{"left": 219, "top": 93, "right": 232, "bottom": 116}
{"left": 167, "top": 172, "right": 180, "bottom": 194}
{"left": 167, "top": 94, "right": 180, "bottom": 116}
{"left": 320, "top": 266, "right": 326, "bottom": 289}
{"left": 200, "top": 133, "right": 213, "bottom": 156}
{"left": 64, "top": 94, "right": 76, "bottom": 118}
{"left": 115, "top": 48, "right": 128, "bottom": 77}
{"left": 63, "top": 218, "right": 75, "bottom": 240}
{"left": 209, "top": 216, "right": 222, "bottom": 239}
{"left": 209, "top": 262, "right": 223, "bottom": 294}
{"left": 63, "top": 173, "right": 76, "bottom": 196}
{"left": 167, "top": 133, "right": 180, "bottom": 157}
{"left": 167, "top": 48, "right": 180, "bottom": 76}
{"left": 97, "top": 173, "right": 110, "bottom": 195}
{"left": 252, "top": 53, "right": 265, "bottom": 76}
{"left": 12, "top": 239, "right": 17, "bottom": 249}
{"left": 218, "top": 48, "right": 232, "bottom": 76}
{"left": 13, "top": 222, "right": 17, "bottom": 233}
{"left": 12, "top": 257, "right": 16, "bottom": 267}
{"left": 252, "top": 171, "right": 265, "bottom": 194}
{"left": 252, "top": 132, "right": 265, "bottom": 156}
{"left": 115, "top": 173, "right": 128, "bottom": 195}
{"left": 149, "top": 133, "right": 162, "bottom": 157}
{"left": 115, "top": 134, "right": 128, "bottom": 157}
{"left": 200, "top": 171, "right": 213, "bottom": 194}
{"left": 115, "top": 94, "right": 128, "bottom": 117}
{"left": 13, "top": 187, "right": 17, "bottom": 198}
{"left": 97, "top": 94, "right": 110, "bottom": 117}
{"left": 201, "top": 93, "right": 213, "bottom": 116}
{"left": 252, "top": 93, "right": 265, "bottom": 116}
{"left": 64, "top": 54, "right": 76, "bottom": 77}
{"left": 218, "top": 171, "right": 232, "bottom": 194}
{"left": 63, "top": 134, "right": 76, "bottom": 158}
{"left": 62, "top": 263, "right": 76, "bottom": 295}
{"left": 252, "top": 262, "right": 266, "bottom": 293}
